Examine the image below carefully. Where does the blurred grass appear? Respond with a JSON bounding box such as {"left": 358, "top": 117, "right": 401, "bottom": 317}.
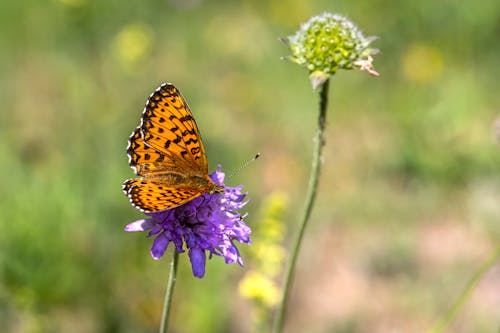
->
{"left": 1, "top": 0, "right": 499, "bottom": 332}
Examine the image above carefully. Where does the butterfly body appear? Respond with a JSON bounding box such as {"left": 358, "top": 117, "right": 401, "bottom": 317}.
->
{"left": 142, "top": 171, "right": 222, "bottom": 194}
{"left": 123, "top": 83, "right": 221, "bottom": 213}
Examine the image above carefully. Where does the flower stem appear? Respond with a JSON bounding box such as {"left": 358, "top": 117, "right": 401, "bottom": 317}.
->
{"left": 159, "top": 250, "right": 179, "bottom": 333}
{"left": 273, "top": 79, "right": 330, "bottom": 333}
{"left": 426, "top": 246, "right": 500, "bottom": 333}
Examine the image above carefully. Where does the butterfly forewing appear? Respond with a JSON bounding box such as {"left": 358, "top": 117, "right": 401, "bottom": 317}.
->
{"left": 140, "top": 83, "right": 208, "bottom": 174}
{"left": 127, "top": 127, "right": 170, "bottom": 176}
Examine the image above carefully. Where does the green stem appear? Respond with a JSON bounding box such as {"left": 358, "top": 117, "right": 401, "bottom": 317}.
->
{"left": 426, "top": 246, "right": 500, "bottom": 333}
{"left": 159, "top": 250, "right": 179, "bottom": 333}
{"left": 272, "top": 79, "right": 330, "bottom": 333}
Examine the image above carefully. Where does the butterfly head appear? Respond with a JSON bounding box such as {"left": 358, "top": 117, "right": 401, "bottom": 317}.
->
{"left": 210, "top": 184, "right": 225, "bottom": 195}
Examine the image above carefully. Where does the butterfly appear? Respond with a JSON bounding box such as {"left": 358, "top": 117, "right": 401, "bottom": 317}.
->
{"left": 122, "top": 83, "right": 223, "bottom": 213}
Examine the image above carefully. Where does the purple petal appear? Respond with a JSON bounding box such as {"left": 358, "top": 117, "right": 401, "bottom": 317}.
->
{"left": 148, "top": 223, "right": 164, "bottom": 237}
{"left": 221, "top": 244, "right": 242, "bottom": 265}
{"left": 232, "top": 222, "right": 252, "bottom": 243}
{"left": 210, "top": 167, "right": 225, "bottom": 185}
{"left": 125, "top": 219, "right": 153, "bottom": 232}
{"left": 150, "top": 233, "right": 170, "bottom": 259}
{"left": 188, "top": 247, "right": 206, "bottom": 278}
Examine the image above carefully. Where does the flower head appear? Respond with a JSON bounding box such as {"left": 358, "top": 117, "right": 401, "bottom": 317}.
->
{"left": 282, "top": 12, "right": 379, "bottom": 88}
{"left": 125, "top": 167, "right": 251, "bottom": 278}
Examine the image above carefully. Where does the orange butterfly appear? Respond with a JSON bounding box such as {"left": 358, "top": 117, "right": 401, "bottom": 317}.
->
{"left": 122, "top": 83, "right": 223, "bottom": 213}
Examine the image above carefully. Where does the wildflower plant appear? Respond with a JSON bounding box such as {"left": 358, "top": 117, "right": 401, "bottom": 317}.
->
{"left": 125, "top": 168, "right": 250, "bottom": 332}
{"left": 282, "top": 12, "right": 379, "bottom": 89}
{"left": 273, "top": 13, "right": 379, "bottom": 333}
{"left": 122, "top": 82, "right": 252, "bottom": 333}
{"left": 125, "top": 167, "right": 251, "bottom": 279}
{"left": 274, "top": 12, "right": 500, "bottom": 333}
{"left": 239, "top": 192, "right": 288, "bottom": 332}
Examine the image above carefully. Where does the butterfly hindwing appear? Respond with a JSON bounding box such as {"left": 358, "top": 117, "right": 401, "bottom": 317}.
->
{"left": 122, "top": 178, "right": 203, "bottom": 213}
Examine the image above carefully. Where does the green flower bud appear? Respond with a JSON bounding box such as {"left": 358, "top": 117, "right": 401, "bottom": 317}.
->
{"left": 282, "top": 12, "right": 379, "bottom": 89}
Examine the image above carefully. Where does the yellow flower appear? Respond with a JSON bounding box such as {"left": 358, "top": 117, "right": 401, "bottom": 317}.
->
{"left": 239, "top": 271, "right": 280, "bottom": 307}
{"left": 112, "top": 23, "right": 153, "bottom": 71}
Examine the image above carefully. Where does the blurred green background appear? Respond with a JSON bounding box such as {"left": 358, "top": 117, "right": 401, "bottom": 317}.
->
{"left": 1, "top": 0, "right": 499, "bottom": 332}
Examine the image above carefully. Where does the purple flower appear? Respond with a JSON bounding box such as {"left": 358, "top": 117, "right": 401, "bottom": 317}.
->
{"left": 125, "top": 167, "right": 251, "bottom": 278}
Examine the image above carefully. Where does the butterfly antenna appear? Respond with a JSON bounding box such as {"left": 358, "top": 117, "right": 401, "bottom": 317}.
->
{"left": 227, "top": 153, "right": 261, "bottom": 179}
